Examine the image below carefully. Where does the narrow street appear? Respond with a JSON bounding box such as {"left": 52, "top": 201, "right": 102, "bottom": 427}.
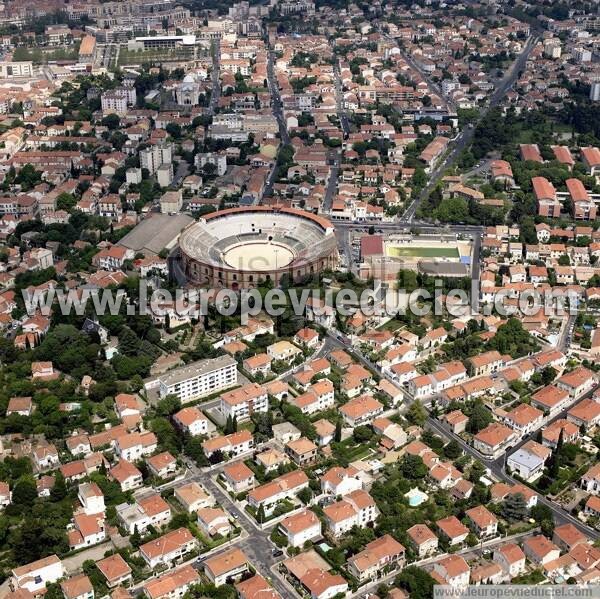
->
{"left": 208, "top": 39, "right": 220, "bottom": 116}
{"left": 332, "top": 59, "right": 350, "bottom": 138}
{"left": 266, "top": 47, "right": 290, "bottom": 145}
{"left": 322, "top": 152, "right": 340, "bottom": 213}
{"left": 175, "top": 461, "right": 294, "bottom": 598}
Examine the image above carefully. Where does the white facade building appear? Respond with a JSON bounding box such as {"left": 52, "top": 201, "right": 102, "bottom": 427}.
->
{"left": 152, "top": 355, "right": 238, "bottom": 403}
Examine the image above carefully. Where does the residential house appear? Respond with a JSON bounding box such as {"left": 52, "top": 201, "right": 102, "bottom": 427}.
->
{"left": 406, "top": 524, "right": 438, "bottom": 558}
{"left": 347, "top": 535, "right": 405, "bottom": 582}
{"left": 95, "top": 555, "right": 132, "bottom": 588}
{"left": 322, "top": 489, "right": 379, "bottom": 537}
{"left": 203, "top": 548, "right": 249, "bottom": 586}
{"left": 279, "top": 509, "right": 322, "bottom": 548}
{"left": 139, "top": 527, "right": 198, "bottom": 569}
{"left": 221, "top": 462, "right": 256, "bottom": 493}
{"left": 465, "top": 505, "right": 498, "bottom": 538}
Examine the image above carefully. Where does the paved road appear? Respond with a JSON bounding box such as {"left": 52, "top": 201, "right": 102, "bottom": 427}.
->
{"left": 332, "top": 59, "right": 350, "bottom": 138}
{"left": 471, "top": 231, "right": 482, "bottom": 305}
{"left": 266, "top": 48, "right": 291, "bottom": 146}
{"left": 322, "top": 153, "right": 340, "bottom": 212}
{"left": 208, "top": 40, "right": 220, "bottom": 116}
{"left": 172, "top": 160, "right": 190, "bottom": 187}
{"left": 401, "top": 35, "right": 538, "bottom": 223}
{"left": 558, "top": 314, "right": 576, "bottom": 352}
{"left": 174, "top": 460, "right": 294, "bottom": 598}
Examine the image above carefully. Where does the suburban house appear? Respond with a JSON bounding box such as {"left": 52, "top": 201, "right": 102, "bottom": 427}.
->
{"left": 279, "top": 509, "right": 322, "bottom": 548}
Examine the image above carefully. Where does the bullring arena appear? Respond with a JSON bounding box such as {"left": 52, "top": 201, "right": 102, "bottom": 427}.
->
{"left": 178, "top": 207, "right": 339, "bottom": 288}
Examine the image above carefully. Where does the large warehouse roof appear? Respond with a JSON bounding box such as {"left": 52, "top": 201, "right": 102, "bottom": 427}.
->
{"left": 118, "top": 213, "right": 194, "bottom": 256}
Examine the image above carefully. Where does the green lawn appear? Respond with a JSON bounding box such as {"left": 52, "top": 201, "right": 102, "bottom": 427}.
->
{"left": 386, "top": 246, "right": 460, "bottom": 258}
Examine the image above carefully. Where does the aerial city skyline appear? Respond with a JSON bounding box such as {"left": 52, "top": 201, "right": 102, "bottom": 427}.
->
{"left": 0, "top": 0, "right": 598, "bottom": 598}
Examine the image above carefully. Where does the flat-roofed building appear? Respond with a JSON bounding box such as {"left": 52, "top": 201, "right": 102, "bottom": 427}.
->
{"left": 151, "top": 355, "right": 238, "bottom": 403}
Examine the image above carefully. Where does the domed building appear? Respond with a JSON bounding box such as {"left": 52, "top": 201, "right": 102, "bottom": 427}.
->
{"left": 175, "top": 74, "right": 201, "bottom": 106}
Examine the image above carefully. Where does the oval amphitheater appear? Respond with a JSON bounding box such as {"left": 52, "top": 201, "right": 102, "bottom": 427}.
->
{"left": 178, "top": 207, "right": 339, "bottom": 288}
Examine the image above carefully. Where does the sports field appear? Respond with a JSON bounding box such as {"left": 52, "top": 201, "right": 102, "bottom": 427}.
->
{"left": 224, "top": 242, "right": 294, "bottom": 271}
{"left": 386, "top": 246, "right": 460, "bottom": 258}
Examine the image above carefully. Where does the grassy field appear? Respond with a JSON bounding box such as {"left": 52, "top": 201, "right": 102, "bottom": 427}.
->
{"left": 386, "top": 246, "right": 460, "bottom": 258}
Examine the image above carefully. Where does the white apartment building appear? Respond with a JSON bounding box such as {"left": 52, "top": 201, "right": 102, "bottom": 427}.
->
{"left": 152, "top": 355, "right": 238, "bottom": 403}
{"left": 195, "top": 152, "right": 227, "bottom": 176}
{"left": 0, "top": 61, "right": 33, "bottom": 78}
{"left": 140, "top": 143, "right": 173, "bottom": 175}
{"left": 219, "top": 382, "right": 268, "bottom": 422}
{"left": 101, "top": 87, "right": 136, "bottom": 115}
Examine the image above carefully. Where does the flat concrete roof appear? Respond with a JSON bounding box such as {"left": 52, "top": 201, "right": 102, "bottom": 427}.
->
{"left": 419, "top": 261, "right": 470, "bottom": 277}
{"left": 118, "top": 213, "right": 194, "bottom": 255}
{"left": 159, "top": 355, "right": 237, "bottom": 387}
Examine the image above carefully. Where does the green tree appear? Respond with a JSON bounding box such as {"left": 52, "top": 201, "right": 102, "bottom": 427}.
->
{"left": 353, "top": 425, "right": 373, "bottom": 443}
{"left": 12, "top": 478, "right": 38, "bottom": 508}
{"left": 165, "top": 122, "right": 182, "bottom": 139}
{"left": 297, "top": 487, "right": 312, "bottom": 505}
{"left": 150, "top": 418, "right": 181, "bottom": 454}
{"left": 118, "top": 326, "right": 141, "bottom": 356}
{"left": 502, "top": 492, "right": 528, "bottom": 521}
{"left": 56, "top": 192, "right": 77, "bottom": 211}
{"left": 334, "top": 418, "right": 342, "bottom": 442}
{"left": 397, "top": 269, "right": 419, "bottom": 293}
{"left": 407, "top": 400, "right": 427, "bottom": 425}
{"left": 400, "top": 454, "right": 428, "bottom": 480}
{"left": 131, "top": 524, "right": 142, "bottom": 547}
{"left": 155, "top": 394, "right": 181, "bottom": 417}
{"left": 224, "top": 415, "right": 235, "bottom": 435}
{"left": 50, "top": 471, "right": 67, "bottom": 501}
{"left": 44, "top": 583, "right": 63, "bottom": 599}
{"left": 443, "top": 439, "right": 462, "bottom": 460}
{"left": 396, "top": 565, "right": 436, "bottom": 599}
{"left": 101, "top": 114, "right": 120, "bottom": 130}
{"left": 435, "top": 197, "right": 469, "bottom": 223}
{"left": 541, "top": 366, "right": 557, "bottom": 386}
{"left": 467, "top": 400, "right": 493, "bottom": 434}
